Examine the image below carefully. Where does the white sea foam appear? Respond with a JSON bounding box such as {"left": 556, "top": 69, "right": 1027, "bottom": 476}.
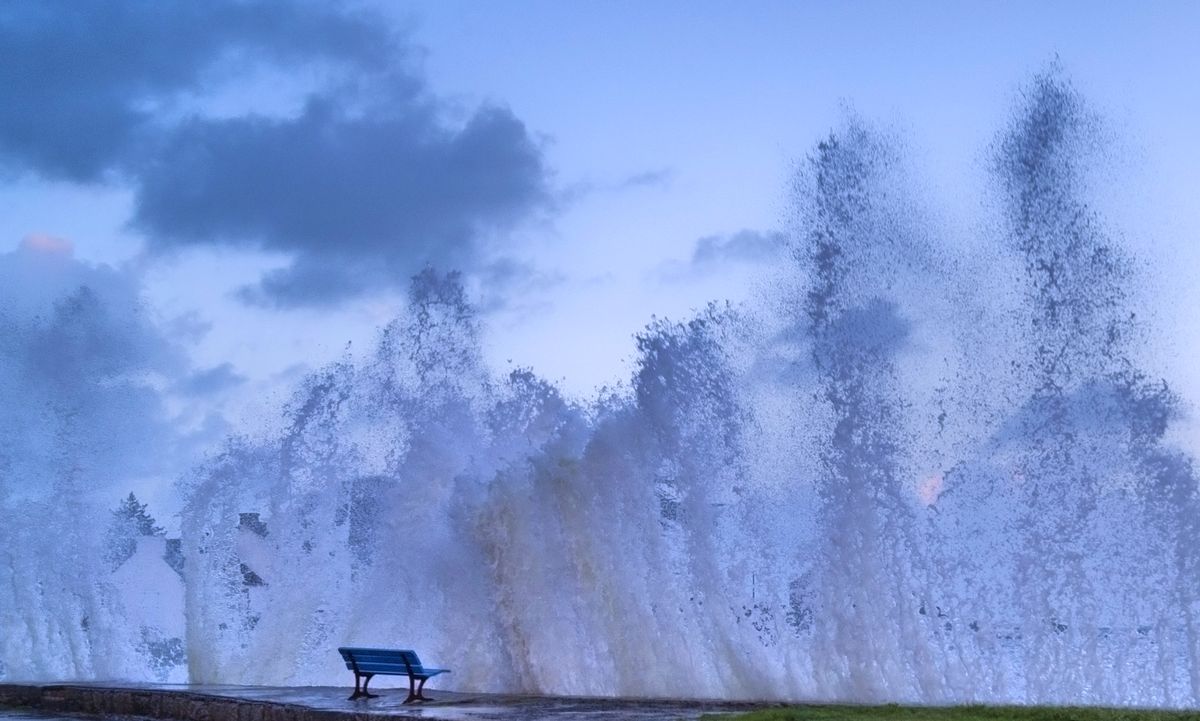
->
{"left": 3, "top": 71, "right": 1200, "bottom": 708}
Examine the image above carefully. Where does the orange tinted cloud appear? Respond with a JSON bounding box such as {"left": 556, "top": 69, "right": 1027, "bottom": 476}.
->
{"left": 20, "top": 233, "right": 74, "bottom": 256}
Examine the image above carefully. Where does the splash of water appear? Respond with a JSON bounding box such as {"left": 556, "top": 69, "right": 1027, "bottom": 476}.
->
{"left": 3, "top": 71, "right": 1200, "bottom": 708}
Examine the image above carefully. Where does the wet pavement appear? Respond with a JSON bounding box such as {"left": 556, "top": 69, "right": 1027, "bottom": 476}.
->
{"left": 147, "top": 684, "right": 763, "bottom": 720}
{"left": 0, "top": 711, "right": 77, "bottom": 721}
{"left": 0, "top": 683, "right": 773, "bottom": 721}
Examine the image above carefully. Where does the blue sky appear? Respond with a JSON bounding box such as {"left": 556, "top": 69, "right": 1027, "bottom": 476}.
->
{"left": 2, "top": 1, "right": 1200, "bottom": 509}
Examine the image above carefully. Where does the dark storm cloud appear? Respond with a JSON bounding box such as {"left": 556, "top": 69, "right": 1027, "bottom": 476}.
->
{"left": 0, "top": 1, "right": 552, "bottom": 306}
{"left": 0, "top": 0, "right": 392, "bottom": 182}
{"left": 136, "top": 98, "right": 549, "bottom": 306}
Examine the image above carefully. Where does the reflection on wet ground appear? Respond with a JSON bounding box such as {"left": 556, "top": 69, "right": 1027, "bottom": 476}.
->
{"left": 0, "top": 711, "right": 103, "bottom": 721}
{"left": 0, "top": 683, "right": 772, "bottom": 721}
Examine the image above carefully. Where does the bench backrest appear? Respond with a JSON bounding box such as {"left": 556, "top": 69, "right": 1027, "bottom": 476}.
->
{"left": 338, "top": 646, "right": 424, "bottom": 674}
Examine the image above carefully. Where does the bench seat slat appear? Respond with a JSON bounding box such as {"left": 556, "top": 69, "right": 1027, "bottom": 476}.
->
{"left": 342, "top": 662, "right": 407, "bottom": 672}
{"left": 340, "top": 650, "right": 413, "bottom": 656}
{"left": 339, "top": 647, "right": 415, "bottom": 656}
{"left": 345, "top": 665, "right": 448, "bottom": 677}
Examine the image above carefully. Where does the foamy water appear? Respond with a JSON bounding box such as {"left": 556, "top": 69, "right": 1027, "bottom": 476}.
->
{"left": 3, "top": 71, "right": 1199, "bottom": 708}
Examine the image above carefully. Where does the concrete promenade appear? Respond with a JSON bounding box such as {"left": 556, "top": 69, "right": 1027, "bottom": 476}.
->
{"left": 0, "top": 683, "right": 772, "bottom": 721}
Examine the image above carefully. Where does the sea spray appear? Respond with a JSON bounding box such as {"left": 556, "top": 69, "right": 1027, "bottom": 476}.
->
{"left": 3, "top": 71, "right": 1200, "bottom": 707}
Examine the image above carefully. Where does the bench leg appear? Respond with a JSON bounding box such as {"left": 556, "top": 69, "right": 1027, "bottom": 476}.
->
{"left": 349, "top": 672, "right": 379, "bottom": 700}
{"left": 404, "top": 676, "right": 434, "bottom": 703}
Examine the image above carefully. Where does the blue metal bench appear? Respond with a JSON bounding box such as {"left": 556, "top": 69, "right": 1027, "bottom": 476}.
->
{"left": 337, "top": 646, "right": 450, "bottom": 702}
